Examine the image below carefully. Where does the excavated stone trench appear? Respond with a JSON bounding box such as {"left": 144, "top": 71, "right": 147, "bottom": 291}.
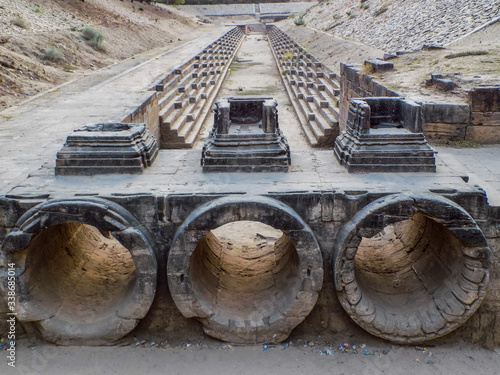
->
{"left": 24, "top": 223, "right": 137, "bottom": 325}
{"left": 190, "top": 221, "right": 300, "bottom": 322}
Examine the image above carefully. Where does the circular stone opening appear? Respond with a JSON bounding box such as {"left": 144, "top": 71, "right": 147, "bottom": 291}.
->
{"left": 24, "top": 222, "right": 137, "bottom": 324}
{"left": 354, "top": 212, "right": 464, "bottom": 316}
{"left": 336, "top": 207, "right": 491, "bottom": 343}
{"left": 190, "top": 221, "right": 301, "bottom": 323}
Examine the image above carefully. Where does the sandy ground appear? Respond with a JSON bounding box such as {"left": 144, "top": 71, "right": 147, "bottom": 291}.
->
{"left": 2, "top": 335, "right": 500, "bottom": 375}
{"left": 0, "top": 0, "right": 203, "bottom": 109}
{"left": 194, "top": 33, "right": 311, "bottom": 150}
{"left": 379, "top": 22, "right": 500, "bottom": 105}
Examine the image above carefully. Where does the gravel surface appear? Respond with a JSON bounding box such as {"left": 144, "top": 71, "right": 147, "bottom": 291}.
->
{"left": 0, "top": 0, "right": 86, "bottom": 35}
{"left": 302, "top": 0, "right": 500, "bottom": 52}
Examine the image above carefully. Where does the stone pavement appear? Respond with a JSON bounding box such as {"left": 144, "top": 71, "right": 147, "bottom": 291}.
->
{"left": 0, "top": 26, "right": 230, "bottom": 194}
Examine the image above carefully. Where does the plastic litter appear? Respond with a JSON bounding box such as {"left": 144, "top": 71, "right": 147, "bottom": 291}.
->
{"left": 263, "top": 344, "right": 268, "bottom": 352}
{"left": 427, "top": 361, "right": 434, "bottom": 365}
{"left": 363, "top": 350, "right": 373, "bottom": 355}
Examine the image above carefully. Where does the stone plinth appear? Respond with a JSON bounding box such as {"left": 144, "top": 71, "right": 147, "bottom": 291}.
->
{"left": 334, "top": 98, "right": 436, "bottom": 173}
{"left": 56, "top": 123, "right": 159, "bottom": 175}
{"left": 201, "top": 97, "right": 291, "bottom": 172}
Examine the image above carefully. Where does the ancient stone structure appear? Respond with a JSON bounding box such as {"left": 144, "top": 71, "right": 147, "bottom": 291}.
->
{"left": 56, "top": 123, "right": 159, "bottom": 175}
{"left": 268, "top": 25, "right": 341, "bottom": 147}
{"left": 0, "top": 24, "right": 499, "bottom": 348}
{"left": 1, "top": 198, "right": 157, "bottom": 345}
{"left": 167, "top": 195, "right": 323, "bottom": 343}
{"left": 339, "top": 63, "right": 500, "bottom": 144}
{"left": 201, "top": 97, "right": 291, "bottom": 172}
{"left": 334, "top": 193, "right": 490, "bottom": 344}
{"left": 155, "top": 27, "right": 244, "bottom": 148}
{"left": 334, "top": 97, "right": 436, "bottom": 172}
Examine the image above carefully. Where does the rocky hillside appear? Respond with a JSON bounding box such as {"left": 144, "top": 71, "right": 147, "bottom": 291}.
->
{"left": 302, "top": 0, "right": 500, "bottom": 53}
{"left": 0, "top": 0, "right": 201, "bottom": 109}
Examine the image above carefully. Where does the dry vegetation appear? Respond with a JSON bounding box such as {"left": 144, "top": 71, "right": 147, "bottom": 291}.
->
{"left": 0, "top": 0, "right": 202, "bottom": 109}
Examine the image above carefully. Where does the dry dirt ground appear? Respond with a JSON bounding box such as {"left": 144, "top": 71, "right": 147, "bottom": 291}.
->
{"left": 0, "top": 0, "right": 204, "bottom": 110}
{"left": 7, "top": 333, "right": 500, "bottom": 375}
{"left": 279, "top": 19, "right": 500, "bottom": 107}
{"left": 373, "top": 22, "right": 500, "bottom": 105}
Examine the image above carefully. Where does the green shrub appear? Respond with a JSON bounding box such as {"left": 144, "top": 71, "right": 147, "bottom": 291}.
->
{"left": 12, "top": 16, "right": 29, "bottom": 29}
{"left": 43, "top": 46, "right": 64, "bottom": 61}
{"left": 81, "top": 27, "right": 106, "bottom": 52}
{"left": 294, "top": 12, "right": 306, "bottom": 26}
{"left": 324, "top": 21, "right": 343, "bottom": 31}
{"left": 373, "top": 7, "right": 388, "bottom": 16}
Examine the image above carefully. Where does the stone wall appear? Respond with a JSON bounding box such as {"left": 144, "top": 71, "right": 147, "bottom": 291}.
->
{"left": 339, "top": 63, "right": 500, "bottom": 143}
{"left": 339, "top": 63, "right": 399, "bottom": 131}
{"left": 467, "top": 87, "right": 500, "bottom": 144}
{"left": 1, "top": 189, "right": 499, "bottom": 346}
{"left": 123, "top": 93, "right": 160, "bottom": 141}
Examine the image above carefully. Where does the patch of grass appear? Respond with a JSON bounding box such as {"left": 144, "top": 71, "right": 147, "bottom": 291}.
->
{"left": 324, "top": 21, "right": 343, "bottom": 31}
{"left": 362, "top": 63, "right": 374, "bottom": 74}
{"left": 43, "top": 46, "right": 64, "bottom": 61}
{"left": 81, "top": 27, "right": 106, "bottom": 52}
{"left": 229, "top": 61, "right": 263, "bottom": 72}
{"left": 294, "top": 12, "right": 306, "bottom": 26}
{"left": 63, "top": 64, "right": 78, "bottom": 72}
{"left": 443, "top": 140, "right": 482, "bottom": 148}
{"left": 373, "top": 7, "right": 388, "bottom": 16}
{"left": 138, "top": 7, "right": 144, "bottom": 11}
{"left": 346, "top": 10, "right": 356, "bottom": 19}
{"left": 1, "top": 115, "right": 13, "bottom": 121}
{"left": 237, "top": 85, "right": 276, "bottom": 96}
{"left": 360, "top": 4, "right": 369, "bottom": 10}
{"left": 33, "top": 6, "right": 42, "bottom": 14}
{"left": 445, "top": 51, "right": 489, "bottom": 59}
{"left": 11, "top": 16, "right": 29, "bottom": 29}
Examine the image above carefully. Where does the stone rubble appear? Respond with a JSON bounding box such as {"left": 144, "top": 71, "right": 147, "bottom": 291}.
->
{"left": 0, "top": 0, "right": 86, "bottom": 36}
{"left": 303, "top": 0, "right": 500, "bottom": 52}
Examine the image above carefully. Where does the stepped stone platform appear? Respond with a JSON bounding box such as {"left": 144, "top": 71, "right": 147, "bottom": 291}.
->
{"left": 267, "top": 25, "right": 341, "bottom": 147}
{"left": 156, "top": 27, "right": 244, "bottom": 149}
{"left": 201, "top": 97, "right": 291, "bottom": 172}
{"left": 55, "top": 123, "right": 159, "bottom": 175}
{"left": 334, "top": 97, "right": 436, "bottom": 173}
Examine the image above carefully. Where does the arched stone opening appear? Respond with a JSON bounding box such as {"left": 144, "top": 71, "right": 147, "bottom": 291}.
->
{"left": 334, "top": 194, "right": 490, "bottom": 344}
